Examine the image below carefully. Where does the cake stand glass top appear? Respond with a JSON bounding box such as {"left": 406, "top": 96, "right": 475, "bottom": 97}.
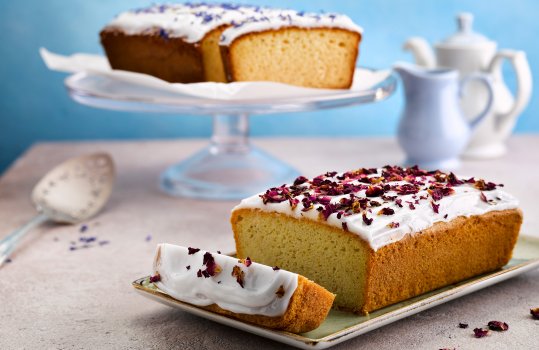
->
{"left": 65, "top": 68, "right": 397, "bottom": 200}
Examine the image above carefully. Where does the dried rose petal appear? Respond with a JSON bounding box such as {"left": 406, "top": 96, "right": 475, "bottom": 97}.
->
{"left": 531, "top": 307, "right": 539, "bottom": 319}
{"left": 458, "top": 322, "right": 469, "bottom": 329}
{"left": 387, "top": 222, "right": 400, "bottom": 228}
{"left": 448, "top": 172, "right": 464, "bottom": 185}
{"left": 365, "top": 185, "right": 384, "bottom": 197}
{"left": 487, "top": 321, "right": 509, "bottom": 331}
{"left": 293, "top": 175, "right": 308, "bottom": 186}
{"left": 473, "top": 328, "right": 490, "bottom": 338}
{"left": 272, "top": 266, "right": 280, "bottom": 271}
{"left": 480, "top": 192, "right": 491, "bottom": 205}
{"left": 275, "top": 285, "right": 285, "bottom": 298}
{"left": 232, "top": 265, "right": 245, "bottom": 288}
{"left": 149, "top": 274, "right": 161, "bottom": 283}
{"left": 474, "top": 179, "right": 497, "bottom": 191}
{"left": 431, "top": 201, "right": 440, "bottom": 214}
{"left": 395, "top": 183, "right": 419, "bottom": 195}
{"left": 205, "top": 261, "right": 222, "bottom": 277}
{"left": 200, "top": 252, "right": 222, "bottom": 277}
{"left": 186, "top": 265, "right": 191, "bottom": 270}
{"left": 378, "top": 207, "right": 395, "bottom": 216}
{"left": 196, "top": 269, "right": 202, "bottom": 278}
{"left": 238, "top": 257, "right": 253, "bottom": 267}
{"left": 395, "top": 198, "right": 403, "bottom": 208}
{"left": 362, "top": 213, "right": 373, "bottom": 226}
{"left": 188, "top": 247, "right": 200, "bottom": 255}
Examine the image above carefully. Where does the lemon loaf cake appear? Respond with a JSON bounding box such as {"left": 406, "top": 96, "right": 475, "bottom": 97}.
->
{"left": 100, "top": 3, "right": 362, "bottom": 88}
{"left": 231, "top": 166, "right": 522, "bottom": 314}
{"left": 151, "top": 243, "right": 335, "bottom": 333}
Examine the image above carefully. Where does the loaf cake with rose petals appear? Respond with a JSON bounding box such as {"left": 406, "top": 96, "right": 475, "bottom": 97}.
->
{"left": 151, "top": 243, "right": 335, "bottom": 333}
{"left": 231, "top": 165, "right": 522, "bottom": 314}
{"left": 100, "top": 3, "right": 362, "bottom": 88}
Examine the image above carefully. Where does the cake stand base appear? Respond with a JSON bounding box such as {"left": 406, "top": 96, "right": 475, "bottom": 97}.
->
{"left": 160, "top": 144, "right": 299, "bottom": 200}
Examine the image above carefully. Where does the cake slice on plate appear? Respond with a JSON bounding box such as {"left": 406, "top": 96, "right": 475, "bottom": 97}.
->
{"left": 231, "top": 165, "right": 522, "bottom": 314}
{"left": 151, "top": 243, "right": 335, "bottom": 333}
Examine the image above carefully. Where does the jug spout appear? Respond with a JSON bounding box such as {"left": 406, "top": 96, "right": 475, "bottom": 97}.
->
{"left": 403, "top": 37, "right": 436, "bottom": 68}
{"left": 393, "top": 62, "right": 456, "bottom": 93}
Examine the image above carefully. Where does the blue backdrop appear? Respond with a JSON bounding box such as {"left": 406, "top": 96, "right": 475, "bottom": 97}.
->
{"left": 1, "top": 0, "right": 537, "bottom": 172}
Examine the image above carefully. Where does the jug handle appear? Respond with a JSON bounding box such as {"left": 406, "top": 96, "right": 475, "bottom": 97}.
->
{"left": 488, "top": 50, "right": 533, "bottom": 134}
{"left": 460, "top": 73, "right": 494, "bottom": 129}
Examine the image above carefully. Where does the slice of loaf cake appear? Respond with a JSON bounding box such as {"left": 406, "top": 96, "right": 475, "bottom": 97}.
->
{"left": 231, "top": 166, "right": 522, "bottom": 314}
{"left": 220, "top": 11, "right": 362, "bottom": 88}
{"left": 151, "top": 243, "right": 335, "bottom": 333}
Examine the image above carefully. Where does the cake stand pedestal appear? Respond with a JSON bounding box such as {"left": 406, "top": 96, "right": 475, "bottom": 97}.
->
{"left": 65, "top": 69, "right": 397, "bottom": 200}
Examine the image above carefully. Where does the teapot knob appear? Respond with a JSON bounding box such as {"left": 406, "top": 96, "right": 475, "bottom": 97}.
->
{"left": 457, "top": 12, "right": 474, "bottom": 33}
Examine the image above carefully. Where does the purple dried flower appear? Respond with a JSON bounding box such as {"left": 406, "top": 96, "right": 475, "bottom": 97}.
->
{"left": 145, "top": 234, "right": 152, "bottom": 242}
{"left": 79, "top": 224, "right": 88, "bottom": 233}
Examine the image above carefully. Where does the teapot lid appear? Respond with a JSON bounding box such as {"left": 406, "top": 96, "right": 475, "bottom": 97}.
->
{"left": 437, "top": 13, "right": 495, "bottom": 49}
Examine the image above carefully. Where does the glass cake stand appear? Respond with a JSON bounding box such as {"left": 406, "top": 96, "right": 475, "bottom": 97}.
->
{"left": 65, "top": 69, "right": 397, "bottom": 200}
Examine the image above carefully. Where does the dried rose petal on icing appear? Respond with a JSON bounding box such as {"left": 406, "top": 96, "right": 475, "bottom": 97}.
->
{"left": 378, "top": 207, "right": 395, "bottom": 215}
{"left": 232, "top": 265, "right": 245, "bottom": 288}
{"left": 362, "top": 213, "right": 373, "bottom": 225}
{"left": 458, "top": 322, "right": 469, "bottom": 329}
{"left": 293, "top": 175, "right": 308, "bottom": 186}
{"left": 531, "top": 307, "right": 539, "bottom": 319}
{"left": 480, "top": 192, "right": 488, "bottom": 203}
{"left": 473, "top": 328, "right": 490, "bottom": 338}
{"left": 365, "top": 185, "right": 384, "bottom": 197}
{"left": 431, "top": 201, "right": 440, "bottom": 214}
{"left": 275, "top": 285, "right": 285, "bottom": 298}
{"left": 487, "top": 321, "right": 509, "bottom": 331}
{"left": 188, "top": 247, "right": 200, "bottom": 255}
{"left": 387, "top": 222, "right": 400, "bottom": 228}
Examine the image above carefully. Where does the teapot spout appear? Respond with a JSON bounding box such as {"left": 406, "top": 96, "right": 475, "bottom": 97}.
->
{"left": 403, "top": 37, "right": 436, "bottom": 68}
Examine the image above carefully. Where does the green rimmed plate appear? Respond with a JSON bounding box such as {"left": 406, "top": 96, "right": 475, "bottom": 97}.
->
{"left": 132, "top": 236, "right": 539, "bottom": 349}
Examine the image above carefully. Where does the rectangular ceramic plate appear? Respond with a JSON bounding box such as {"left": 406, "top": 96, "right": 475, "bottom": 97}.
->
{"left": 133, "top": 236, "right": 539, "bottom": 349}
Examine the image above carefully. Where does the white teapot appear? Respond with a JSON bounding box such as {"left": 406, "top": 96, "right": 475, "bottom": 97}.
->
{"left": 404, "top": 13, "right": 532, "bottom": 158}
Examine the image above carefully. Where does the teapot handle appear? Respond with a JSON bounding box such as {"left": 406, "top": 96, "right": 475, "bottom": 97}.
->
{"left": 488, "top": 50, "right": 532, "bottom": 135}
{"left": 460, "top": 73, "right": 494, "bottom": 129}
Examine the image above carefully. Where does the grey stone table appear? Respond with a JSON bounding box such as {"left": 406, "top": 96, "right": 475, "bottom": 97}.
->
{"left": 1, "top": 136, "right": 538, "bottom": 350}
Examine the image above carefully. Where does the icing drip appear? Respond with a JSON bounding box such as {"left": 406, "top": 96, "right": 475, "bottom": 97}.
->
{"left": 233, "top": 166, "right": 519, "bottom": 251}
{"left": 153, "top": 244, "right": 298, "bottom": 317}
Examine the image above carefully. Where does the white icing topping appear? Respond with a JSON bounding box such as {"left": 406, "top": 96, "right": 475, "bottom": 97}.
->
{"left": 233, "top": 168, "right": 519, "bottom": 251}
{"left": 153, "top": 244, "right": 298, "bottom": 317}
{"left": 103, "top": 4, "right": 362, "bottom": 45}
{"left": 220, "top": 10, "right": 363, "bottom": 46}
